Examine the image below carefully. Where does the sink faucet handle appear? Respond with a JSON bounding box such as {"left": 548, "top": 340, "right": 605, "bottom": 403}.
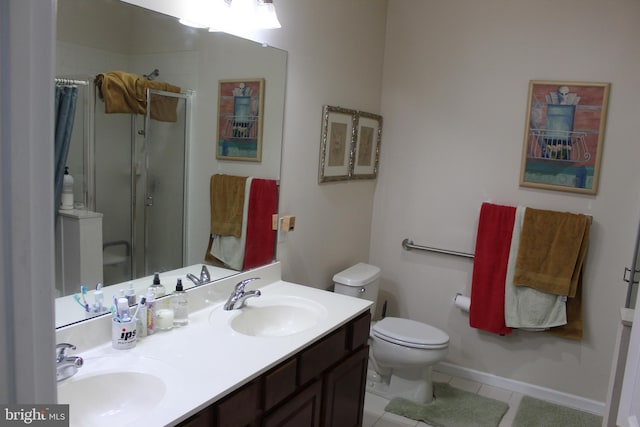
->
{"left": 56, "top": 343, "right": 76, "bottom": 361}
{"left": 200, "top": 265, "right": 211, "bottom": 283}
{"left": 234, "top": 277, "right": 260, "bottom": 293}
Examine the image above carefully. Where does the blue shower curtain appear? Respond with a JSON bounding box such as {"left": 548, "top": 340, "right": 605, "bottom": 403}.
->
{"left": 54, "top": 85, "right": 78, "bottom": 217}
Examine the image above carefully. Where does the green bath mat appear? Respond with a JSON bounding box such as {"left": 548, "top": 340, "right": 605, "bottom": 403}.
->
{"left": 513, "top": 396, "right": 602, "bottom": 427}
{"left": 384, "top": 382, "right": 509, "bottom": 427}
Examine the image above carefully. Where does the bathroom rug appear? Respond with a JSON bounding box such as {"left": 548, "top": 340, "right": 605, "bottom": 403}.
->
{"left": 384, "top": 382, "right": 508, "bottom": 427}
{"left": 512, "top": 395, "right": 602, "bottom": 427}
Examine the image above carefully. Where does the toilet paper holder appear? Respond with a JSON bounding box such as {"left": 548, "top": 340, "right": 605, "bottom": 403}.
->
{"left": 453, "top": 293, "right": 471, "bottom": 312}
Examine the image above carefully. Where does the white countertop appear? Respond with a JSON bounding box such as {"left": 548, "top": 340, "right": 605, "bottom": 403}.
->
{"left": 56, "top": 263, "right": 372, "bottom": 427}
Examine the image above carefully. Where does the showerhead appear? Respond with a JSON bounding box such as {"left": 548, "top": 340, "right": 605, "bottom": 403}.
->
{"left": 144, "top": 69, "right": 160, "bottom": 80}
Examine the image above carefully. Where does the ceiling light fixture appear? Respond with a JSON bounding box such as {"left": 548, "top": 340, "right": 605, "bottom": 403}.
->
{"left": 120, "top": 0, "right": 281, "bottom": 34}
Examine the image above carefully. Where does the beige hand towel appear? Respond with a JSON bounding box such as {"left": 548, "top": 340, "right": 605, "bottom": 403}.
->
{"left": 504, "top": 207, "right": 567, "bottom": 329}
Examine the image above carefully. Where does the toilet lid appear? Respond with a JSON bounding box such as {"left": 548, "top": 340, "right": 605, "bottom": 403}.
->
{"left": 372, "top": 317, "right": 449, "bottom": 349}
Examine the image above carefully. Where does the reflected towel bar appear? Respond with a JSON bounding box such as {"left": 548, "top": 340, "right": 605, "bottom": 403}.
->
{"left": 402, "top": 238, "right": 474, "bottom": 259}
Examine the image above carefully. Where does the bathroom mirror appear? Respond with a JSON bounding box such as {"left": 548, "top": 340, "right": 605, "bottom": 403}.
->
{"left": 54, "top": 0, "right": 286, "bottom": 328}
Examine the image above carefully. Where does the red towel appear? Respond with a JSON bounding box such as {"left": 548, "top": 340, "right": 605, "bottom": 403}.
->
{"left": 243, "top": 179, "right": 278, "bottom": 270}
{"left": 469, "top": 203, "right": 516, "bottom": 335}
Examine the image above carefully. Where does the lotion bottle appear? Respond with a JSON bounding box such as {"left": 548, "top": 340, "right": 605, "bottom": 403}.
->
{"left": 136, "top": 295, "right": 147, "bottom": 338}
{"left": 171, "top": 279, "right": 189, "bottom": 327}
{"left": 146, "top": 290, "right": 156, "bottom": 335}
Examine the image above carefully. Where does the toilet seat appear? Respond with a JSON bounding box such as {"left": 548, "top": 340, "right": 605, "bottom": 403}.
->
{"left": 372, "top": 317, "right": 449, "bottom": 350}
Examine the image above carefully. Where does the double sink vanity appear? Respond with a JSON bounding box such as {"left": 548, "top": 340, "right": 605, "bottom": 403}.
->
{"left": 55, "top": 262, "right": 372, "bottom": 426}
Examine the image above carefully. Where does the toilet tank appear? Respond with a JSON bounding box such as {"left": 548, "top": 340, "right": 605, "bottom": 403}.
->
{"left": 333, "top": 263, "right": 380, "bottom": 317}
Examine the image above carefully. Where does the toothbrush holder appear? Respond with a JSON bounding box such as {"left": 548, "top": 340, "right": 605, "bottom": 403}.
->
{"left": 112, "top": 318, "right": 137, "bottom": 350}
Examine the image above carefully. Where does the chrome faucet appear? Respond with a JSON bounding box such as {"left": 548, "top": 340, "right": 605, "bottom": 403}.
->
{"left": 187, "top": 265, "right": 212, "bottom": 286}
{"left": 224, "top": 278, "right": 261, "bottom": 310}
{"left": 56, "top": 343, "right": 83, "bottom": 382}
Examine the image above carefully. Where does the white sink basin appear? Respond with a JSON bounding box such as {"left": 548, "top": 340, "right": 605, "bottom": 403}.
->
{"left": 58, "top": 355, "right": 172, "bottom": 427}
{"left": 213, "top": 296, "right": 328, "bottom": 337}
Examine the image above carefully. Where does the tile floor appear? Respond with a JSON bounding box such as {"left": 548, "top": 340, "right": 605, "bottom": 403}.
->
{"left": 363, "top": 370, "right": 525, "bottom": 427}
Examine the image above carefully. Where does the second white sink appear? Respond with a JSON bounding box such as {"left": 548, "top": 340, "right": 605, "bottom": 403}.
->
{"left": 213, "top": 296, "right": 328, "bottom": 337}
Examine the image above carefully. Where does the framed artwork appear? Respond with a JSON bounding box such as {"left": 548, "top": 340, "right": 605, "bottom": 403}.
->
{"left": 216, "top": 78, "right": 265, "bottom": 161}
{"left": 519, "top": 80, "right": 610, "bottom": 194}
{"left": 352, "top": 111, "right": 382, "bottom": 179}
{"left": 318, "top": 105, "right": 357, "bottom": 183}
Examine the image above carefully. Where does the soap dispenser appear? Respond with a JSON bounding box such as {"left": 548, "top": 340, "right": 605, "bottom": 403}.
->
{"left": 171, "top": 279, "right": 189, "bottom": 327}
{"left": 148, "top": 272, "right": 166, "bottom": 298}
{"left": 60, "top": 166, "right": 74, "bottom": 210}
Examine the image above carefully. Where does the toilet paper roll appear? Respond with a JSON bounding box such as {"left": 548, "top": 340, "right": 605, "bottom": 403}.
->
{"left": 454, "top": 294, "right": 471, "bottom": 312}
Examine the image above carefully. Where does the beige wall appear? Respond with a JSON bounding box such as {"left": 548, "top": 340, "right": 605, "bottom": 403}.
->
{"left": 257, "top": 0, "right": 639, "bottom": 403}
{"left": 371, "top": 0, "right": 640, "bottom": 402}
{"left": 263, "top": 0, "right": 388, "bottom": 289}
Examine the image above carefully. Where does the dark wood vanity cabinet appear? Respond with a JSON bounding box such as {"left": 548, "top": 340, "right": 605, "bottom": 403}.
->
{"left": 176, "top": 310, "right": 371, "bottom": 427}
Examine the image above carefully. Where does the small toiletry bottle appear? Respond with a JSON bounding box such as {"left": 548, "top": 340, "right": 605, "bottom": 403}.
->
{"left": 146, "top": 290, "right": 156, "bottom": 335}
{"left": 148, "top": 272, "right": 166, "bottom": 298}
{"left": 117, "top": 296, "right": 131, "bottom": 322}
{"left": 171, "top": 279, "right": 189, "bottom": 327}
{"left": 125, "top": 282, "right": 136, "bottom": 305}
{"left": 136, "top": 296, "right": 148, "bottom": 338}
{"left": 60, "top": 166, "right": 74, "bottom": 210}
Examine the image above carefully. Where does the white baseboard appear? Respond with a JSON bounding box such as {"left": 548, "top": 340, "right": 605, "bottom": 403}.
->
{"left": 436, "top": 361, "right": 605, "bottom": 416}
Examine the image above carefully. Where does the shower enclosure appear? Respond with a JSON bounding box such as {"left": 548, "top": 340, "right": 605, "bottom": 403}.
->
{"left": 56, "top": 76, "right": 192, "bottom": 293}
{"left": 97, "top": 88, "right": 191, "bottom": 286}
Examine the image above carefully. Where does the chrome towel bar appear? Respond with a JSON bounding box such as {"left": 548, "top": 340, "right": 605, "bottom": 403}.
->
{"left": 402, "top": 238, "right": 474, "bottom": 259}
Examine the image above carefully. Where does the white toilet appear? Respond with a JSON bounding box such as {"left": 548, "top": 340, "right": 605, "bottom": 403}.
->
{"left": 333, "top": 263, "right": 449, "bottom": 404}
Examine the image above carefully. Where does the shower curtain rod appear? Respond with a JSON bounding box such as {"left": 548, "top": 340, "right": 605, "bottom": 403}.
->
{"left": 55, "top": 77, "right": 89, "bottom": 86}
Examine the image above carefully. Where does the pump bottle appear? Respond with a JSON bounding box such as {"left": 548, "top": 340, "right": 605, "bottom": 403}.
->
{"left": 148, "top": 272, "right": 166, "bottom": 298}
{"left": 171, "top": 279, "right": 189, "bottom": 327}
{"left": 60, "top": 166, "right": 74, "bottom": 210}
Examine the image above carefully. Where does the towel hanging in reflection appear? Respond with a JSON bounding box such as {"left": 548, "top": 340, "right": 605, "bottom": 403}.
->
{"left": 243, "top": 179, "right": 278, "bottom": 270}
{"left": 95, "top": 71, "right": 181, "bottom": 122}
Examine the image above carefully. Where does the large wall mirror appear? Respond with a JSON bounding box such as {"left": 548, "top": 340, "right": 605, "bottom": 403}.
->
{"left": 55, "top": 0, "right": 286, "bottom": 328}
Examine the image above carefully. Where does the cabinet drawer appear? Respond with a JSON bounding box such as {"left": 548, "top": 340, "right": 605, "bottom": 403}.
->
{"left": 298, "top": 327, "right": 347, "bottom": 385}
{"left": 264, "top": 357, "right": 298, "bottom": 410}
{"left": 214, "top": 379, "right": 261, "bottom": 427}
{"left": 176, "top": 406, "right": 214, "bottom": 427}
{"left": 348, "top": 311, "right": 371, "bottom": 351}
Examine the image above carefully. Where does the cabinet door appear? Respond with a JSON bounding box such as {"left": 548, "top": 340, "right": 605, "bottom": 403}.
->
{"left": 263, "top": 380, "right": 322, "bottom": 427}
{"left": 321, "top": 346, "right": 369, "bottom": 427}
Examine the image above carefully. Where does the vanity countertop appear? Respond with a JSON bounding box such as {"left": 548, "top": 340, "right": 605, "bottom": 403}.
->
{"left": 56, "top": 263, "right": 372, "bottom": 427}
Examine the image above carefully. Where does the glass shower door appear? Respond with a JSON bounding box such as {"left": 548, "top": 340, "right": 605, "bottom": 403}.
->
{"left": 143, "top": 90, "right": 188, "bottom": 276}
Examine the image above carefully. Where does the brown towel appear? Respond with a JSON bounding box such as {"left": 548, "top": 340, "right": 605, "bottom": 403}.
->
{"left": 209, "top": 174, "right": 248, "bottom": 237}
{"left": 147, "top": 83, "right": 181, "bottom": 122}
{"left": 95, "top": 71, "right": 180, "bottom": 122}
{"left": 513, "top": 208, "right": 590, "bottom": 297}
